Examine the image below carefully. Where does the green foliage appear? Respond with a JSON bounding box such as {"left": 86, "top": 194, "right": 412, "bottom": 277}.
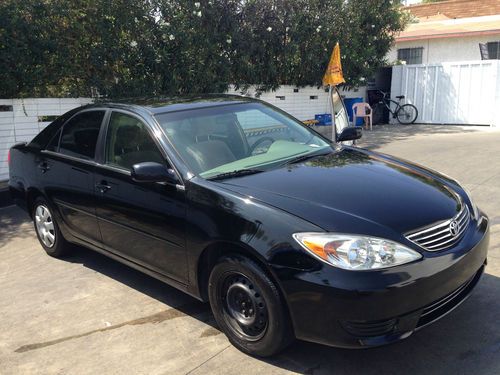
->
{"left": 0, "top": 0, "right": 409, "bottom": 98}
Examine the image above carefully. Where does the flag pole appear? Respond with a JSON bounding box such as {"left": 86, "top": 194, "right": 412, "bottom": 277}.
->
{"left": 329, "top": 85, "right": 336, "bottom": 142}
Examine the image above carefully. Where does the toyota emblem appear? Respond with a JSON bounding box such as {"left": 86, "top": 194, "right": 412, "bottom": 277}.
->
{"left": 449, "top": 220, "right": 459, "bottom": 237}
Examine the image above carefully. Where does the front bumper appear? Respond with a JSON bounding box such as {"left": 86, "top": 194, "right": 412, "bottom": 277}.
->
{"left": 279, "top": 215, "right": 489, "bottom": 348}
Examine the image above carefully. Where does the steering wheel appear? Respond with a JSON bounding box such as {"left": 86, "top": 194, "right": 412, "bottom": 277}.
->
{"left": 249, "top": 137, "right": 275, "bottom": 155}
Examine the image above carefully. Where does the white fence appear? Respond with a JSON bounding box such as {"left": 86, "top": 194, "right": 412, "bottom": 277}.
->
{"left": 0, "top": 98, "right": 92, "bottom": 180}
{"left": 391, "top": 60, "right": 500, "bottom": 126}
{"left": 227, "top": 85, "right": 366, "bottom": 121}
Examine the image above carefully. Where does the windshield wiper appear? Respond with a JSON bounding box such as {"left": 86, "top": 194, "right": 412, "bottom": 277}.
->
{"left": 280, "top": 149, "right": 332, "bottom": 166}
{"left": 207, "top": 169, "right": 264, "bottom": 181}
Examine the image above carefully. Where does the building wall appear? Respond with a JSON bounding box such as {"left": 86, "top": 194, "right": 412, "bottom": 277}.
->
{"left": 387, "top": 34, "right": 500, "bottom": 64}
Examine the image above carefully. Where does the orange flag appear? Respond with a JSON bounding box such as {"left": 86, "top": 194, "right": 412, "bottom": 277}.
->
{"left": 322, "top": 42, "right": 345, "bottom": 86}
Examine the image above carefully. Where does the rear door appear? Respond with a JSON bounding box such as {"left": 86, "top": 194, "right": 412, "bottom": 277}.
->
{"left": 39, "top": 110, "right": 105, "bottom": 246}
{"left": 94, "top": 110, "right": 188, "bottom": 283}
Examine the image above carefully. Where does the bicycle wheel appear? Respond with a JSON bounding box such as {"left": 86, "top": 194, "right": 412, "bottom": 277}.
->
{"left": 396, "top": 104, "right": 418, "bottom": 124}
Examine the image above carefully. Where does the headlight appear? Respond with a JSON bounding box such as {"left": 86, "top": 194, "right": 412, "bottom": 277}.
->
{"left": 293, "top": 233, "right": 422, "bottom": 270}
{"left": 462, "top": 186, "right": 479, "bottom": 219}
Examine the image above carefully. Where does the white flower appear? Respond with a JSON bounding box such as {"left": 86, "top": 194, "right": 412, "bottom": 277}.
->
{"left": 194, "top": 2, "right": 200, "bottom": 8}
{"left": 371, "top": 24, "right": 375, "bottom": 28}
{"left": 169, "top": 34, "right": 175, "bottom": 40}
{"left": 130, "top": 40, "right": 137, "bottom": 47}
{"left": 316, "top": 27, "right": 321, "bottom": 33}
{"left": 226, "top": 38, "right": 232, "bottom": 44}
{"left": 197, "top": 11, "right": 202, "bottom": 17}
{"left": 285, "top": 27, "right": 290, "bottom": 32}
{"left": 267, "top": 26, "right": 272, "bottom": 32}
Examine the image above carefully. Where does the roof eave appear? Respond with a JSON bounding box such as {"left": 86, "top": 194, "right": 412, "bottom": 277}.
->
{"left": 396, "top": 29, "right": 500, "bottom": 42}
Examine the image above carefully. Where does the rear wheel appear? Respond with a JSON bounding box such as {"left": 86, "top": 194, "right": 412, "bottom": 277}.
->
{"left": 396, "top": 104, "right": 418, "bottom": 124}
{"left": 208, "top": 255, "right": 294, "bottom": 357}
{"left": 33, "top": 198, "right": 69, "bottom": 257}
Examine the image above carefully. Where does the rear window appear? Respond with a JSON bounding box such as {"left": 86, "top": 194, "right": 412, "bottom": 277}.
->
{"left": 29, "top": 117, "right": 65, "bottom": 149}
{"left": 59, "top": 111, "right": 105, "bottom": 160}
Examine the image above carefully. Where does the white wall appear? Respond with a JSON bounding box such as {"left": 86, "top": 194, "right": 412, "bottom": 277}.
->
{"left": 387, "top": 34, "right": 500, "bottom": 64}
{"left": 0, "top": 98, "right": 92, "bottom": 180}
{"left": 226, "top": 85, "right": 366, "bottom": 121}
{"left": 391, "top": 60, "right": 500, "bottom": 126}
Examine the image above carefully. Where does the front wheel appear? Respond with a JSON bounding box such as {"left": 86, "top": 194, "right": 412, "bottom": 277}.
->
{"left": 208, "top": 255, "right": 294, "bottom": 357}
{"left": 396, "top": 104, "right": 418, "bottom": 124}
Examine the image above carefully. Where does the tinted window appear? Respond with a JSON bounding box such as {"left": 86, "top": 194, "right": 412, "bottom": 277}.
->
{"left": 105, "top": 112, "right": 164, "bottom": 170}
{"left": 59, "top": 111, "right": 105, "bottom": 159}
{"left": 29, "top": 111, "right": 71, "bottom": 149}
{"left": 46, "top": 128, "right": 61, "bottom": 152}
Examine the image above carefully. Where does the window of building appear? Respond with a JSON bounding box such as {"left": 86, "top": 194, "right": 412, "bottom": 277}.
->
{"left": 59, "top": 111, "right": 105, "bottom": 160}
{"left": 486, "top": 41, "right": 500, "bottom": 59}
{"left": 397, "top": 47, "right": 423, "bottom": 65}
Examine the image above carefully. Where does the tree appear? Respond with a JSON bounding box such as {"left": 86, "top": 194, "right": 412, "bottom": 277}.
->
{"left": 0, "top": 0, "right": 409, "bottom": 98}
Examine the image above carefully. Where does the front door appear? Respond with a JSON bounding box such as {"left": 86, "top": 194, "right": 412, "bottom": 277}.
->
{"left": 94, "top": 111, "right": 187, "bottom": 283}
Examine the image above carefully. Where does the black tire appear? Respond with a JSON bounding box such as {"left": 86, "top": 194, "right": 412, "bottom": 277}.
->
{"left": 32, "top": 198, "right": 69, "bottom": 258}
{"left": 208, "top": 255, "right": 294, "bottom": 357}
{"left": 396, "top": 104, "right": 418, "bottom": 124}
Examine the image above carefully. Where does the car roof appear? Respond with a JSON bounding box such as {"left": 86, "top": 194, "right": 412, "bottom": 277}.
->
{"left": 90, "top": 94, "right": 258, "bottom": 115}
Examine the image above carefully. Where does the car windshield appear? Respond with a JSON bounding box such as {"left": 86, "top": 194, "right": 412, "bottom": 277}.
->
{"left": 155, "top": 102, "right": 332, "bottom": 179}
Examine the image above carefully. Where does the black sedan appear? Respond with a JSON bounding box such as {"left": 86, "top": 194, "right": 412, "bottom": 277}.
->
{"left": 9, "top": 95, "right": 489, "bottom": 357}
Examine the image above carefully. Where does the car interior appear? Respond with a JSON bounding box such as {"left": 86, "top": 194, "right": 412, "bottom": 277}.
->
{"left": 165, "top": 113, "right": 251, "bottom": 174}
{"left": 106, "top": 114, "right": 164, "bottom": 170}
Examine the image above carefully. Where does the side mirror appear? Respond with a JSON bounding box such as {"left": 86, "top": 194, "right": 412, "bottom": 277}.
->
{"left": 131, "top": 162, "right": 178, "bottom": 184}
{"left": 337, "top": 126, "right": 362, "bottom": 142}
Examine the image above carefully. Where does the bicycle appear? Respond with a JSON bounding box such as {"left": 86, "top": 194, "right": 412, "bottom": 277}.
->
{"left": 372, "top": 90, "right": 418, "bottom": 125}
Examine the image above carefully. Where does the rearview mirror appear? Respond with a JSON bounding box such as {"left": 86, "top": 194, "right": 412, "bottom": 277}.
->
{"left": 131, "top": 162, "right": 178, "bottom": 184}
{"left": 337, "top": 127, "right": 362, "bottom": 142}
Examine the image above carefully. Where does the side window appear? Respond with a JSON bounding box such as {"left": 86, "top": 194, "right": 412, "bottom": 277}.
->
{"left": 59, "top": 111, "right": 105, "bottom": 159}
{"left": 105, "top": 112, "right": 164, "bottom": 170}
{"left": 46, "top": 128, "right": 61, "bottom": 152}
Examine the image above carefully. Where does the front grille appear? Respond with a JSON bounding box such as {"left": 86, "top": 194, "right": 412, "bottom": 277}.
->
{"left": 417, "top": 266, "right": 484, "bottom": 328}
{"left": 341, "top": 318, "right": 397, "bottom": 337}
{"left": 406, "top": 205, "right": 470, "bottom": 251}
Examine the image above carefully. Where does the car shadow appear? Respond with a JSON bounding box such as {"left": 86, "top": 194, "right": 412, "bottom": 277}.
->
{"left": 66, "top": 241, "right": 500, "bottom": 375}
{"left": 64, "top": 243, "right": 218, "bottom": 330}
{"left": 358, "top": 124, "right": 483, "bottom": 151}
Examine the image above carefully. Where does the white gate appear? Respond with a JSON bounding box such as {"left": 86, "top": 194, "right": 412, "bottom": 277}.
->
{"left": 391, "top": 60, "right": 500, "bottom": 126}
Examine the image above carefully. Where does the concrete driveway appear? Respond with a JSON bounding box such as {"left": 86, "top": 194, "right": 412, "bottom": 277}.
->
{"left": 1, "top": 125, "right": 499, "bottom": 375}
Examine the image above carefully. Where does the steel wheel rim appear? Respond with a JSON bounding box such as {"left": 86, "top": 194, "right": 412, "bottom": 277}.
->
{"left": 220, "top": 273, "right": 268, "bottom": 341}
{"left": 35, "top": 205, "right": 56, "bottom": 248}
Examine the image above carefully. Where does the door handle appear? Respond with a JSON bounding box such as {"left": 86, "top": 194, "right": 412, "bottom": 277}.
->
{"left": 95, "top": 181, "right": 112, "bottom": 193}
{"left": 38, "top": 162, "right": 50, "bottom": 173}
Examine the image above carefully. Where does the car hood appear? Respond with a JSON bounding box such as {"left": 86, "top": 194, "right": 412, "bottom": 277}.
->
{"left": 217, "top": 147, "right": 462, "bottom": 235}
